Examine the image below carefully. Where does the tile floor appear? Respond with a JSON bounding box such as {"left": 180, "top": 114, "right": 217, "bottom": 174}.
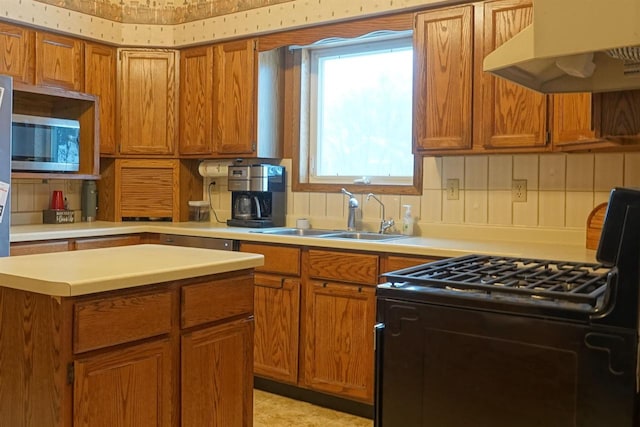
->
{"left": 253, "top": 390, "right": 373, "bottom": 427}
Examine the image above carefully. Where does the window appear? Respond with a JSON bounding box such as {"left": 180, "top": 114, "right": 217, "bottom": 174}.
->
{"left": 295, "top": 31, "right": 420, "bottom": 192}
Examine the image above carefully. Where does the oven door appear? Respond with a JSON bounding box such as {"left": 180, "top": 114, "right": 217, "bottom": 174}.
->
{"left": 375, "top": 297, "right": 637, "bottom": 427}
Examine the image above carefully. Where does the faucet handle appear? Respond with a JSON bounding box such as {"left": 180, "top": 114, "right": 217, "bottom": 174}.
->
{"left": 341, "top": 188, "right": 359, "bottom": 208}
{"left": 341, "top": 188, "right": 353, "bottom": 197}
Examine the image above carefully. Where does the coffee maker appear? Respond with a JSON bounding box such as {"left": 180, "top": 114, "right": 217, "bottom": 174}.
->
{"left": 227, "top": 164, "right": 286, "bottom": 228}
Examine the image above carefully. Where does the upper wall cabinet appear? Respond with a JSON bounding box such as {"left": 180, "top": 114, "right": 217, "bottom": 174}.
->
{"left": 179, "top": 39, "right": 282, "bottom": 158}
{"left": 35, "top": 32, "right": 84, "bottom": 91}
{"left": 475, "top": 0, "right": 548, "bottom": 150}
{"left": 551, "top": 93, "right": 600, "bottom": 147}
{"left": 212, "top": 39, "right": 257, "bottom": 156}
{"left": 210, "top": 39, "right": 283, "bottom": 158}
{"left": 0, "top": 23, "right": 35, "bottom": 85}
{"left": 413, "top": 6, "right": 473, "bottom": 152}
{"left": 597, "top": 90, "right": 640, "bottom": 142}
{"left": 552, "top": 90, "right": 640, "bottom": 150}
{"left": 0, "top": 21, "right": 85, "bottom": 92}
{"left": 85, "top": 42, "right": 117, "bottom": 155}
{"left": 118, "top": 49, "right": 177, "bottom": 156}
{"left": 179, "top": 45, "right": 213, "bottom": 156}
{"left": 414, "top": 0, "right": 550, "bottom": 155}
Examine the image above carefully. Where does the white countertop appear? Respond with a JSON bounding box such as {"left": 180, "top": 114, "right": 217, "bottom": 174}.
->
{"left": 0, "top": 244, "right": 264, "bottom": 297}
{"left": 10, "top": 221, "right": 599, "bottom": 263}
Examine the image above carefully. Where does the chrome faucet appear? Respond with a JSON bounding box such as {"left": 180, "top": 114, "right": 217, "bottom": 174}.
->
{"left": 341, "top": 188, "right": 359, "bottom": 231}
{"left": 367, "top": 193, "right": 395, "bottom": 234}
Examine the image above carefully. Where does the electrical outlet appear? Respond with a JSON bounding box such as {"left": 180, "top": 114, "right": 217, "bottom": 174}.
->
{"left": 446, "top": 179, "right": 460, "bottom": 200}
{"left": 512, "top": 179, "right": 527, "bottom": 202}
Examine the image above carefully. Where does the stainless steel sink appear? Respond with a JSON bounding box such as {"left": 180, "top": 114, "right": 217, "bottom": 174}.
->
{"left": 329, "top": 232, "right": 407, "bottom": 241}
{"left": 251, "top": 228, "right": 407, "bottom": 241}
{"left": 251, "top": 228, "right": 341, "bottom": 237}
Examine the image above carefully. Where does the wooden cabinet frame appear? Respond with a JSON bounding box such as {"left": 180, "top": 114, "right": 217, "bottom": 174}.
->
{"left": 0, "top": 270, "right": 255, "bottom": 427}
{"left": 118, "top": 49, "right": 178, "bottom": 156}
{"left": 12, "top": 83, "right": 100, "bottom": 179}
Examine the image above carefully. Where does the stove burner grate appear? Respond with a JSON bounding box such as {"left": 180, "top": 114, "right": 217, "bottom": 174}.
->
{"left": 384, "top": 254, "right": 612, "bottom": 307}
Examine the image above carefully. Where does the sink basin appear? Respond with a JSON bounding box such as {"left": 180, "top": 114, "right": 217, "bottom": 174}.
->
{"left": 251, "top": 228, "right": 407, "bottom": 241}
{"left": 329, "top": 232, "right": 407, "bottom": 241}
{"left": 252, "top": 228, "right": 341, "bottom": 237}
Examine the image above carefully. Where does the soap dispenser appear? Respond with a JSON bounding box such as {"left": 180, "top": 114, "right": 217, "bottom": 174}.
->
{"left": 402, "top": 204, "right": 413, "bottom": 236}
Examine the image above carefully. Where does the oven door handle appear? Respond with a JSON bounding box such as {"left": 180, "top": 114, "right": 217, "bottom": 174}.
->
{"left": 374, "top": 322, "right": 385, "bottom": 427}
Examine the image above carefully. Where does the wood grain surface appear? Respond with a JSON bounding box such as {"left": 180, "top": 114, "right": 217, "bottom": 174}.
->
{"left": 586, "top": 203, "right": 607, "bottom": 250}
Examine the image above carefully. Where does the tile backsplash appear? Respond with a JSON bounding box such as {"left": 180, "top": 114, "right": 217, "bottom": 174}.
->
{"left": 12, "top": 152, "right": 640, "bottom": 245}
{"left": 204, "top": 152, "right": 639, "bottom": 244}
{"left": 11, "top": 179, "right": 82, "bottom": 225}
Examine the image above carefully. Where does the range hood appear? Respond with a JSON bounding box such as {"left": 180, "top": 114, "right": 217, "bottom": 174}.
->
{"left": 483, "top": 0, "right": 640, "bottom": 93}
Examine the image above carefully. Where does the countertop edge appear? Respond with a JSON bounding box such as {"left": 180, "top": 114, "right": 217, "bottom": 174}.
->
{"left": 0, "top": 244, "right": 265, "bottom": 297}
{"left": 9, "top": 221, "right": 598, "bottom": 263}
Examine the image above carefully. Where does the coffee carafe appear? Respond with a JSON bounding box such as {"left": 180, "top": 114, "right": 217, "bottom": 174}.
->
{"left": 233, "top": 194, "right": 261, "bottom": 219}
{"left": 227, "top": 164, "right": 285, "bottom": 228}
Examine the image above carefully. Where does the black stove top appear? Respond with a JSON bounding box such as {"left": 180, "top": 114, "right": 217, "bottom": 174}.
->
{"left": 382, "top": 254, "right": 613, "bottom": 310}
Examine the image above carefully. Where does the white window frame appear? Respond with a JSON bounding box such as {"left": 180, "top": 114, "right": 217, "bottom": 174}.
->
{"left": 299, "top": 31, "right": 416, "bottom": 187}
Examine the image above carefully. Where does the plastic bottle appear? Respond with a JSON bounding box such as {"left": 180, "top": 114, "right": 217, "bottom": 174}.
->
{"left": 402, "top": 204, "right": 413, "bottom": 236}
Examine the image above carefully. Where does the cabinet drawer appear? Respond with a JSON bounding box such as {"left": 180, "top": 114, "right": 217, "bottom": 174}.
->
{"left": 74, "top": 234, "right": 142, "bottom": 250}
{"left": 308, "top": 250, "right": 379, "bottom": 285}
{"left": 181, "top": 273, "right": 253, "bottom": 329}
{"left": 10, "top": 240, "right": 69, "bottom": 256}
{"left": 381, "top": 255, "right": 440, "bottom": 274}
{"left": 240, "top": 243, "right": 301, "bottom": 276}
{"left": 74, "top": 289, "right": 173, "bottom": 354}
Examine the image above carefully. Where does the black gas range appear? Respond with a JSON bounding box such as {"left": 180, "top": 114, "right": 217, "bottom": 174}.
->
{"left": 375, "top": 187, "right": 640, "bottom": 427}
{"left": 379, "top": 254, "right": 614, "bottom": 320}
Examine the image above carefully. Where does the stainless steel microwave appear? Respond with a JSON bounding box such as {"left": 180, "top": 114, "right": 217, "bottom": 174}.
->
{"left": 11, "top": 114, "right": 80, "bottom": 172}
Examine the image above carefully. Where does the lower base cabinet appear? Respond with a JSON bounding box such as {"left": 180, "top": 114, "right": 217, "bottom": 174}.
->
{"left": 182, "top": 319, "right": 254, "bottom": 427}
{"left": 239, "top": 243, "right": 302, "bottom": 385}
{"left": 253, "top": 273, "right": 300, "bottom": 384}
{"left": 74, "top": 339, "right": 174, "bottom": 427}
{"left": 302, "top": 280, "right": 376, "bottom": 402}
{"left": 0, "top": 270, "right": 254, "bottom": 427}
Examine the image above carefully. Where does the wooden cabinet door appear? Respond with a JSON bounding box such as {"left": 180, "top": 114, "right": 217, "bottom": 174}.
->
{"left": 74, "top": 339, "right": 173, "bottom": 427}
{"left": 35, "top": 32, "right": 83, "bottom": 91}
{"left": 212, "top": 39, "right": 256, "bottom": 156}
{"left": 551, "top": 93, "right": 599, "bottom": 146}
{"left": 414, "top": 6, "right": 473, "bottom": 151}
{"left": 180, "top": 46, "right": 213, "bottom": 155}
{"left": 85, "top": 42, "right": 117, "bottom": 155}
{"left": 119, "top": 49, "right": 177, "bottom": 155}
{"left": 115, "top": 159, "right": 180, "bottom": 220}
{"left": 181, "top": 318, "right": 253, "bottom": 427}
{"left": 476, "top": 0, "right": 547, "bottom": 149}
{"left": 597, "top": 90, "right": 640, "bottom": 141}
{"left": 0, "top": 23, "right": 34, "bottom": 84}
{"left": 253, "top": 273, "right": 300, "bottom": 384}
{"left": 303, "top": 280, "right": 376, "bottom": 403}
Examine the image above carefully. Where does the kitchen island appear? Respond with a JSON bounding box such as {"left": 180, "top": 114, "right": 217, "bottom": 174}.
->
{"left": 0, "top": 244, "right": 263, "bottom": 427}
